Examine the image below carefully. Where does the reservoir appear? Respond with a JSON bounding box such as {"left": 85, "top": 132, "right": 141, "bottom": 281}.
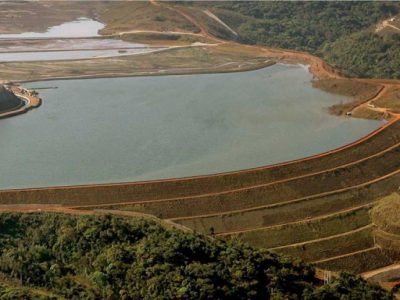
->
{"left": 0, "top": 64, "right": 382, "bottom": 189}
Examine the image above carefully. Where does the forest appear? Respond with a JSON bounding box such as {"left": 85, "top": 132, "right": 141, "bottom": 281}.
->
{"left": 211, "top": 1, "right": 400, "bottom": 79}
{"left": 0, "top": 213, "right": 394, "bottom": 299}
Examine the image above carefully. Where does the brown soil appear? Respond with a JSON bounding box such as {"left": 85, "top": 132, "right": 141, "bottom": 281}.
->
{"left": 372, "top": 85, "right": 400, "bottom": 113}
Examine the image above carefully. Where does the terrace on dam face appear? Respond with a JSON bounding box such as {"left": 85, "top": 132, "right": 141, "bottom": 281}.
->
{"left": 0, "top": 2, "right": 400, "bottom": 293}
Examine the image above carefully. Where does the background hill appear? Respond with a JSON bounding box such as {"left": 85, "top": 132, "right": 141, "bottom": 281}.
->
{"left": 185, "top": 1, "right": 400, "bottom": 79}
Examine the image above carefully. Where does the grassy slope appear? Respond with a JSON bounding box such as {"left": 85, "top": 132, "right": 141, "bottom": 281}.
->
{"left": 371, "top": 193, "right": 400, "bottom": 260}
{"left": 317, "top": 248, "right": 393, "bottom": 274}
{"left": 373, "top": 86, "right": 400, "bottom": 113}
{"left": 372, "top": 193, "right": 400, "bottom": 235}
{"left": 226, "top": 206, "right": 372, "bottom": 249}
{"left": 312, "top": 79, "right": 382, "bottom": 116}
{"left": 0, "top": 47, "right": 267, "bottom": 82}
{"left": 99, "top": 2, "right": 199, "bottom": 35}
{"left": 0, "top": 1, "right": 108, "bottom": 34}
{"left": 275, "top": 226, "right": 375, "bottom": 262}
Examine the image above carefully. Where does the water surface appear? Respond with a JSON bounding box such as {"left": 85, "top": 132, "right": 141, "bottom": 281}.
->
{"left": 0, "top": 39, "right": 152, "bottom": 52}
{"left": 0, "top": 64, "right": 382, "bottom": 189}
{"left": 0, "top": 18, "right": 104, "bottom": 39}
{"left": 0, "top": 48, "right": 164, "bottom": 62}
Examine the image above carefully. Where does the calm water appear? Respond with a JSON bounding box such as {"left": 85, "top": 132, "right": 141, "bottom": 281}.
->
{"left": 0, "top": 64, "right": 382, "bottom": 189}
{"left": 0, "top": 18, "right": 104, "bottom": 39}
{"left": 0, "top": 39, "right": 152, "bottom": 52}
{"left": 0, "top": 20, "right": 162, "bottom": 62}
{"left": 0, "top": 48, "right": 165, "bottom": 62}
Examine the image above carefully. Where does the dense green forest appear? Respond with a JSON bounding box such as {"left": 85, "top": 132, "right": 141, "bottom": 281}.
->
{"left": 210, "top": 1, "right": 400, "bottom": 79}
{"left": 321, "top": 32, "right": 400, "bottom": 79}
{"left": 0, "top": 213, "right": 393, "bottom": 299}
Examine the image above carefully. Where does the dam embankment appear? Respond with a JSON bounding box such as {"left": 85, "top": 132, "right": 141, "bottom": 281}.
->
{"left": 0, "top": 117, "right": 397, "bottom": 206}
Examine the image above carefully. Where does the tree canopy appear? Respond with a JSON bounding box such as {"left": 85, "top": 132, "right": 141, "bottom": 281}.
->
{"left": 0, "top": 213, "right": 393, "bottom": 299}
{"left": 210, "top": 1, "right": 400, "bottom": 79}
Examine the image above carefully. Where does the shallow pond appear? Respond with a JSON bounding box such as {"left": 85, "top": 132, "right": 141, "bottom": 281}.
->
{"left": 0, "top": 48, "right": 165, "bottom": 62}
{"left": 0, "top": 18, "right": 104, "bottom": 39}
{"left": 0, "top": 39, "right": 151, "bottom": 52}
{"left": 0, "top": 64, "right": 382, "bottom": 189}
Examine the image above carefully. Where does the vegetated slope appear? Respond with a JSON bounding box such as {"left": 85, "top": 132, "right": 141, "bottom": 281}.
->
{"left": 0, "top": 213, "right": 393, "bottom": 299}
{"left": 200, "top": 1, "right": 400, "bottom": 79}
{"left": 0, "top": 86, "right": 22, "bottom": 113}
{"left": 0, "top": 1, "right": 108, "bottom": 34}
{"left": 99, "top": 2, "right": 199, "bottom": 35}
{"left": 320, "top": 32, "right": 400, "bottom": 79}
{"left": 372, "top": 193, "right": 400, "bottom": 260}
{"left": 87, "top": 119, "right": 400, "bottom": 275}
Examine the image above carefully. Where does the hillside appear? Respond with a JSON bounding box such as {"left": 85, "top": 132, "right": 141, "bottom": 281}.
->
{"left": 0, "top": 86, "right": 23, "bottom": 113}
{"left": 0, "top": 212, "right": 393, "bottom": 299}
{"left": 320, "top": 32, "right": 400, "bottom": 79}
{"left": 0, "top": 1, "right": 400, "bottom": 297}
{"left": 198, "top": 1, "right": 400, "bottom": 79}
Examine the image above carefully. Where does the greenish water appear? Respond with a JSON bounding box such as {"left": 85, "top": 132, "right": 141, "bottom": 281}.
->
{"left": 0, "top": 64, "right": 382, "bottom": 189}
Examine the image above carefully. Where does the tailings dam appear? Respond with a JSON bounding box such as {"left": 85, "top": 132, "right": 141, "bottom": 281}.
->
{"left": 1, "top": 64, "right": 381, "bottom": 189}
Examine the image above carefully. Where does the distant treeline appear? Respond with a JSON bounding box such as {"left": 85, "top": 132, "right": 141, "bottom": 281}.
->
{"left": 210, "top": 1, "right": 400, "bottom": 79}
{"left": 0, "top": 213, "right": 394, "bottom": 299}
